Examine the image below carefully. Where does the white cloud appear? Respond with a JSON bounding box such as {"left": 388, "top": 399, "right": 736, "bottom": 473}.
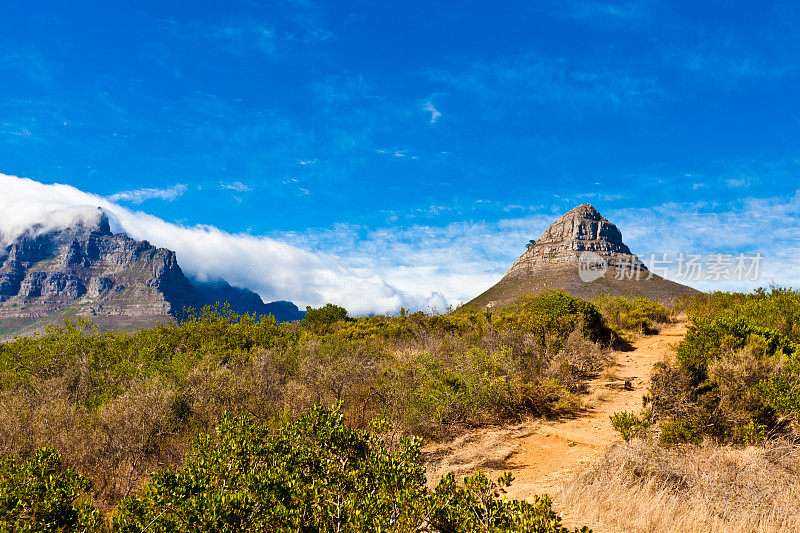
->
{"left": 727, "top": 178, "right": 749, "bottom": 188}
{"left": 0, "top": 173, "right": 421, "bottom": 315}
{"left": 212, "top": 25, "right": 277, "bottom": 56}
{"left": 429, "top": 53, "right": 664, "bottom": 113}
{"left": 280, "top": 218, "right": 553, "bottom": 309}
{"left": 219, "top": 180, "right": 251, "bottom": 192}
{"left": 609, "top": 194, "right": 800, "bottom": 291}
{"left": 423, "top": 101, "right": 442, "bottom": 123}
{"left": 376, "top": 149, "right": 418, "bottom": 159}
{"left": 4, "top": 172, "right": 797, "bottom": 315}
{"left": 285, "top": 194, "right": 800, "bottom": 305}
{"left": 107, "top": 184, "right": 187, "bottom": 204}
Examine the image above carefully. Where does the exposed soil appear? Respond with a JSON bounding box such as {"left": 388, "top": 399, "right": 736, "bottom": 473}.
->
{"left": 423, "top": 321, "right": 687, "bottom": 513}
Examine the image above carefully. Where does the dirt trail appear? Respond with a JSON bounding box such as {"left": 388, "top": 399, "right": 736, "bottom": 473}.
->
{"left": 423, "top": 321, "right": 687, "bottom": 501}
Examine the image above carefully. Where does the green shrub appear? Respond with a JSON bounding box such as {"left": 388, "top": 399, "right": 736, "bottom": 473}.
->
{"left": 610, "top": 411, "right": 648, "bottom": 442}
{"left": 430, "top": 471, "right": 590, "bottom": 532}
{"left": 113, "top": 406, "right": 588, "bottom": 532}
{"left": 0, "top": 291, "right": 614, "bottom": 507}
{"left": 0, "top": 448, "right": 101, "bottom": 532}
{"left": 0, "top": 408, "right": 590, "bottom": 532}
{"left": 301, "top": 303, "right": 349, "bottom": 330}
{"left": 594, "top": 295, "right": 669, "bottom": 335}
{"left": 648, "top": 288, "right": 800, "bottom": 445}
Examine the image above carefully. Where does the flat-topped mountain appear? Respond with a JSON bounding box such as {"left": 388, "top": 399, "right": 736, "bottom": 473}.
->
{"left": 466, "top": 204, "right": 697, "bottom": 308}
{"left": 0, "top": 210, "right": 303, "bottom": 336}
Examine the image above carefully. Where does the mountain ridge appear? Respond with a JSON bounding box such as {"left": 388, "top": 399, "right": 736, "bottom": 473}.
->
{"left": 0, "top": 210, "right": 304, "bottom": 336}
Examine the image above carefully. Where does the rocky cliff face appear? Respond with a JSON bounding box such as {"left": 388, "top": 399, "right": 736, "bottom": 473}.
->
{"left": 0, "top": 210, "right": 303, "bottom": 335}
{"left": 466, "top": 203, "right": 697, "bottom": 308}
{"left": 505, "top": 204, "right": 646, "bottom": 279}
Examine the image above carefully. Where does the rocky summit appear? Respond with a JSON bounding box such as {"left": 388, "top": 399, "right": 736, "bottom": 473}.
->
{"left": 466, "top": 204, "right": 697, "bottom": 308}
{"left": 505, "top": 204, "right": 646, "bottom": 278}
{"left": 0, "top": 210, "right": 303, "bottom": 336}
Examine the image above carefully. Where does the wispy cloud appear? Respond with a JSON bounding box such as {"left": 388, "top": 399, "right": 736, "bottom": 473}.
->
{"left": 423, "top": 101, "right": 442, "bottom": 123}
{"left": 0, "top": 48, "right": 56, "bottom": 87}
{"left": 429, "top": 54, "right": 664, "bottom": 115}
{"left": 219, "top": 180, "right": 252, "bottom": 192}
{"left": 198, "top": 1, "right": 333, "bottom": 58}
{"left": 211, "top": 25, "right": 277, "bottom": 56}
{"left": 610, "top": 194, "right": 800, "bottom": 291}
{"left": 672, "top": 37, "right": 798, "bottom": 83}
{"left": 5, "top": 173, "right": 798, "bottom": 312}
{"left": 108, "top": 184, "right": 187, "bottom": 204}
{"left": 376, "top": 149, "right": 417, "bottom": 159}
{"left": 555, "top": 0, "right": 654, "bottom": 23}
{"left": 727, "top": 178, "right": 750, "bottom": 188}
{"left": 284, "top": 192, "right": 800, "bottom": 306}
{"left": 281, "top": 177, "right": 310, "bottom": 196}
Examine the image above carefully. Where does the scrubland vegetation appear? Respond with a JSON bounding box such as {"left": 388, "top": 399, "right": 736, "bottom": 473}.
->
{"left": 618, "top": 287, "right": 800, "bottom": 445}
{"left": 9, "top": 287, "right": 800, "bottom": 532}
{"left": 0, "top": 291, "right": 615, "bottom": 531}
{"left": 2, "top": 406, "right": 590, "bottom": 532}
{"left": 589, "top": 288, "right": 800, "bottom": 532}
{"left": 592, "top": 295, "right": 670, "bottom": 336}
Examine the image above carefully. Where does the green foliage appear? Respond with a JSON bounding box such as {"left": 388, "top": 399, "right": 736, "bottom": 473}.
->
{"left": 0, "top": 408, "right": 589, "bottom": 532}
{"left": 0, "top": 291, "right": 613, "bottom": 506}
{"left": 114, "top": 405, "right": 427, "bottom": 532}
{"left": 593, "top": 295, "right": 669, "bottom": 335}
{"left": 301, "top": 303, "right": 349, "bottom": 330}
{"left": 0, "top": 448, "right": 101, "bottom": 532}
{"left": 430, "top": 471, "right": 589, "bottom": 532}
{"left": 113, "top": 406, "right": 588, "bottom": 532}
{"left": 500, "top": 292, "right": 610, "bottom": 347}
{"left": 649, "top": 288, "right": 800, "bottom": 445}
{"left": 610, "top": 411, "right": 648, "bottom": 442}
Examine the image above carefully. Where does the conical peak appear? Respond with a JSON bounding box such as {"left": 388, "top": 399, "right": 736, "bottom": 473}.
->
{"left": 504, "top": 203, "right": 644, "bottom": 279}
{"left": 557, "top": 203, "right": 603, "bottom": 223}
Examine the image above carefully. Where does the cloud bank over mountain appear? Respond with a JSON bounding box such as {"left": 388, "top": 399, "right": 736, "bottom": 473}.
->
{"left": 4, "top": 173, "right": 797, "bottom": 316}
{"left": 0, "top": 173, "right": 448, "bottom": 315}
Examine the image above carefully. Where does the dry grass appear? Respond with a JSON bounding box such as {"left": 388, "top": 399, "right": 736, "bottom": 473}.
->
{"left": 0, "top": 316, "right": 613, "bottom": 508}
{"left": 557, "top": 438, "right": 800, "bottom": 532}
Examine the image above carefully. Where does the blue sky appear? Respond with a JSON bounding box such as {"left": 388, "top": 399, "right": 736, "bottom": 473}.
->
{"left": 2, "top": 0, "right": 799, "bottom": 311}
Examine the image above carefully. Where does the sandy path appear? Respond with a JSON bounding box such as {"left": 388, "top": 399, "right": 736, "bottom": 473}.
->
{"left": 423, "top": 321, "right": 687, "bottom": 502}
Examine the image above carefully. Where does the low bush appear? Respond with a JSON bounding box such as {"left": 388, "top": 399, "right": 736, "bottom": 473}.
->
{"left": 0, "top": 406, "right": 590, "bottom": 532}
{"left": 593, "top": 295, "right": 670, "bottom": 335}
{"left": 610, "top": 411, "right": 648, "bottom": 442}
{"left": 300, "top": 303, "right": 349, "bottom": 331}
{"left": 0, "top": 292, "right": 614, "bottom": 508}
{"left": 646, "top": 288, "right": 800, "bottom": 444}
{"left": 0, "top": 448, "right": 102, "bottom": 532}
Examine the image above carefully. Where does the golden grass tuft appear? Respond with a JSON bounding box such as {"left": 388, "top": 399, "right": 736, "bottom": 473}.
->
{"left": 557, "top": 438, "right": 800, "bottom": 532}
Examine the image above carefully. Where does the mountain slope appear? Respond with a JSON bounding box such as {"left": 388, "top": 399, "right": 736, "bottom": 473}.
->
{"left": 0, "top": 210, "right": 303, "bottom": 336}
{"left": 466, "top": 204, "right": 698, "bottom": 308}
